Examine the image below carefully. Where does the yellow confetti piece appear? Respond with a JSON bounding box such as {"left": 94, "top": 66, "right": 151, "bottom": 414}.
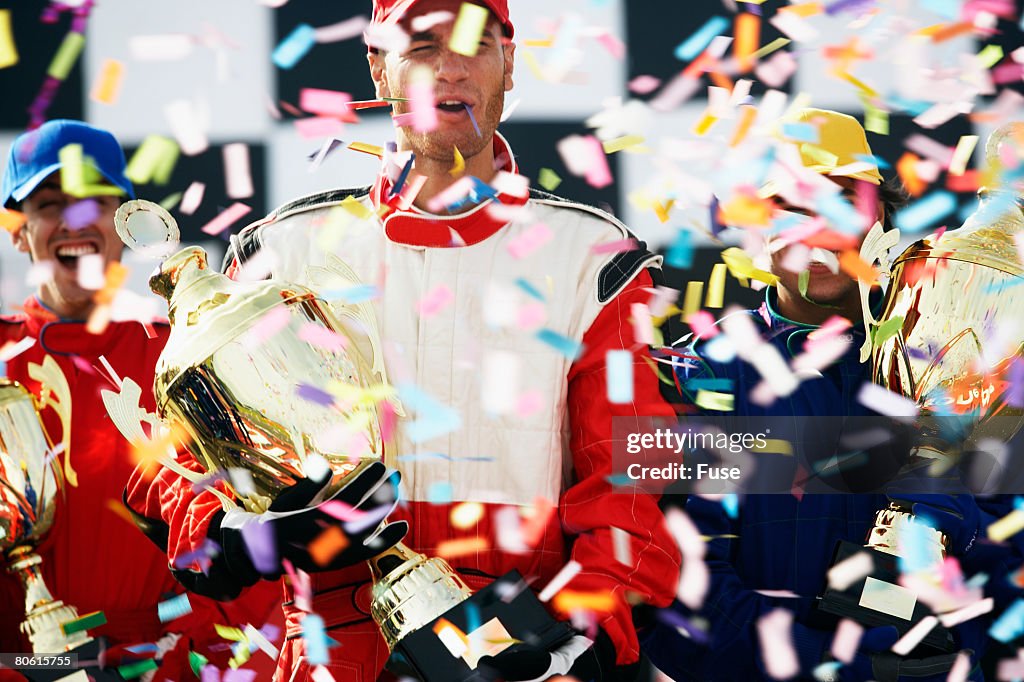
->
{"left": 864, "top": 101, "right": 889, "bottom": 135}
{"left": 705, "top": 263, "right": 727, "bottom": 309}
{"left": 751, "top": 37, "right": 790, "bottom": 60}
{"left": 0, "top": 208, "right": 25, "bottom": 233}
{"left": 90, "top": 58, "right": 124, "bottom": 105}
{"left": 538, "top": 168, "right": 561, "bottom": 192}
{"left": 437, "top": 536, "right": 489, "bottom": 559}
{"left": 450, "top": 146, "right": 465, "bottom": 176}
{"left": 780, "top": 2, "right": 822, "bottom": 17}
{"left": 653, "top": 199, "right": 674, "bottom": 224}
{"left": 753, "top": 439, "right": 794, "bottom": 455}
{"left": 602, "top": 135, "right": 645, "bottom": 154}
{"left": 948, "top": 134, "right": 979, "bottom": 176}
{"left": 449, "top": 2, "right": 489, "bottom": 57}
{"left": 693, "top": 112, "right": 718, "bottom": 136}
{"left": 0, "top": 10, "right": 18, "bottom": 69}
{"left": 695, "top": 389, "right": 734, "bottom": 412}
{"left": 799, "top": 143, "right": 839, "bottom": 169}
{"left": 126, "top": 135, "right": 180, "bottom": 185}
{"left": 721, "top": 247, "right": 779, "bottom": 286}
{"left": 451, "top": 501, "right": 485, "bottom": 529}
{"left": 988, "top": 509, "right": 1024, "bottom": 543}
{"left": 836, "top": 71, "right": 878, "bottom": 98}
{"left": 523, "top": 38, "right": 553, "bottom": 48}
{"left": 59, "top": 144, "right": 86, "bottom": 196}
{"left": 718, "top": 193, "right": 773, "bottom": 228}
{"left": 552, "top": 590, "right": 617, "bottom": 614}
{"left": 521, "top": 50, "right": 546, "bottom": 82}
{"left": 977, "top": 44, "right": 1003, "bottom": 69}
{"left": 348, "top": 141, "right": 384, "bottom": 157}
{"left": 682, "top": 281, "right": 704, "bottom": 318}
{"left": 340, "top": 194, "right": 373, "bottom": 220}
{"left": 48, "top": 31, "right": 85, "bottom": 81}
{"left": 104, "top": 498, "right": 137, "bottom": 525}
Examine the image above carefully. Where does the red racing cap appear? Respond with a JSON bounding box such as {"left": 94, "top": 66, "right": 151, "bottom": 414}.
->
{"left": 371, "top": 0, "right": 515, "bottom": 39}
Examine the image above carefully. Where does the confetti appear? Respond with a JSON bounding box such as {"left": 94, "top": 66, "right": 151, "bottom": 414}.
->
{"left": 611, "top": 527, "right": 632, "bottom": 565}
{"left": 539, "top": 561, "right": 582, "bottom": 602}
{"left": 535, "top": 329, "right": 583, "bottom": 360}
{"left": 948, "top": 135, "right": 979, "bottom": 176}
{"left": 297, "top": 383, "right": 335, "bottom": 406}
{"left": 125, "top": 136, "right": 180, "bottom": 185}
{"left": 166, "top": 99, "right": 209, "bottom": 156}
{"left": 314, "top": 16, "right": 370, "bottom": 44}
{"left": 451, "top": 502, "right": 485, "bottom": 529}
{"left": 299, "top": 88, "right": 352, "bottom": 117}
{"left": 61, "top": 610, "right": 106, "bottom": 635}
{"left": 939, "top": 597, "right": 993, "bottom": 628}
{"left": 118, "top": 660, "right": 158, "bottom": 679}
{"left": 606, "top": 350, "right": 634, "bottom": 404}
{"left": 769, "top": 10, "right": 819, "bottom": 42}
{"left": 437, "top": 536, "right": 489, "bottom": 559}
{"left": 48, "top": 32, "right": 85, "bottom": 81}
{"left": 602, "top": 135, "right": 645, "bottom": 154}
{"left": 0, "top": 10, "right": 17, "bottom": 69}
{"left": 857, "top": 383, "right": 918, "bottom": 419}
{"left": 301, "top": 614, "right": 330, "bottom": 665}
{"left": 687, "top": 310, "right": 719, "bottom": 339}
{"left": 507, "top": 222, "right": 552, "bottom": 260}
{"left": 891, "top": 615, "right": 938, "bottom": 655}
{"left": 538, "top": 168, "right": 562, "bottom": 192}
{"left": 158, "top": 593, "right": 193, "bottom": 623}
{"left": 180, "top": 181, "right": 206, "bottom": 215}
{"left": 895, "top": 191, "right": 957, "bottom": 233}
{"left": 200, "top": 203, "right": 251, "bottom": 236}
{"left": 757, "top": 609, "right": 800, "bottom": 679}
{"left": 0, "top": 208, "right": 25, "bottom": 233}
{"left": 830, "top": 619, "right": 863, "bottom": 663}
{"left": 224, "top": 143, "right": 254, "bottom": 199}
{"left": 987, "top": 509, "right": 1024, "bottom": 542}
{"left": 675, "top": 16, "right": 730, "bottom": 62}
{"left": 557, "top": 135, "right": 612, "bottom": 189}
{"left": 450, "top": 146, "right": 465, "bottom": 175}
{"left": 449, "top": 2, "right": 489, "bottom": 57}
{"left": 273, "top": 24, "right": 317, "bottom": 69}
{"left": 552, "top": 590, "right": 617, "bottom": 614}
{"left": 77, "top": 254, "right": 105, "bottom": 291}
{"left": 90, "top": 58, "right": 123, "bottom": 105}
{"left": 298, "top": 323, "right": 347, "bottom": 352}
{"left": 705, "top": 264, "right": 727, "bottom": 309}
{"left": 309, "top": 526, "right": 349, "bottom": 566}
{"left": 433, "top": 619, "right": 469, "bottom": 658}
{"left": 695, "top": 389, "right": 733, "bottom": 412}
{"left": 129, "top": 34, "right": 193, "bottom": 61}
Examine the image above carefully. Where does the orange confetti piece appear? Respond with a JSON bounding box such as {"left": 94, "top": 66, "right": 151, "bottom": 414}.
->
{"left": 779, "top": 2, "right": 822, "bottom": 17}
{"left": 718, "top": 194, "right": 773, "bottom": 229}
{"left": 451, "top": 502, "right": 484, "bottom": 529}
{"left": 436, "top": 536, "right": 489, "bottom": 559}
{"left": 734, "top": 13, "right": 761, "bottom": 73}
{"left": 105, "top": 498, "right": 137, "bottom": 526}
{"left": 838, "top": 251, "right": 878, "bottom": 285}
{"left": 552, "top": 590, "right": 617, "bottom": 614}
{"left": 897, "top": 152, "right": 927, "bottom": 196}
{"left": 0, "top": 208, "right": 25, "bottom": 233}
{"left": 730, "top": 105, "right": 758, "bottom": 148}
{"left": 309, "top": 526, "right": 350, "bottom": 566}
{"left": 927, "top": 22, "right": 975, "bottom": 43}
{"left": 90, "top": 59, "right": 124, "bottom": 105}
{"left": 95, "top": 262, "right": 129, "bottom": 305}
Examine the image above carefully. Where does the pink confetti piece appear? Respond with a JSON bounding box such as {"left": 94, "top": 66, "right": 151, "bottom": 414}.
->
{"left": 490, "top": 171, "right": 530, "bottom": 198}
{"left": 686, "top": 310, "right": 719, "bottom": 339}
{"left": 223, "top": 143, "right": 254, "bottom": 199}
{"left": 891, "top": 615, "right": 938, "bottom": 655}
{"left": 516, "top": 390, "right": 544, "bottom": 417}
{"left": 299, "top": 88, "right": 352, "bottom": 117}
{"left": 826, "top": 550, "right": 873, "bottom": 590}
{"left": 590, "top": 238, "right": 639, "bottom": 255}
{"left": 408, "top": 79, "right": 437, "bottom": 133}
{"left": 396, "top": 173, "right": 428, "bottom": 211}
{"left": 830, "top": 619, "right": 863, "bottom": 663}
{"left": 938, "top": 596, "right": 993, "bottom": 628}
{"left": 391, "top": 112, "right": 416, "bottom": 128}
{"left": 998, "top": 659, "right": 1024, "bottom": 680}
{"left": 905, "top": 134, "right": 955, "bottom": 168}
{"left": 611, "top": 527, "right": 632, "bottom": 565}
{"left": 507, "top": 222, "right": 553, "bottom": 259}
{"left": 427, "top": 176, "right": 474, "bottom": 212}
{"left": 63, "top": 199, "right": 99, "bottom": 230}
{"left": 313, "top": 16, "right": 369, "bottom": 44}
{"left": 411, "top": 10, "right": 454, "bottom": 32}
{"left": 595, "top": 30, "right": 625, "bottom": 59}
{"left": 754, "top": 50, "right": 798, "bottom": 88}
{"left": 538, "top": 561, "right": 582, "bottom": 602}
{"left": 946, "top": 652, "right": 972, "bottom": 682}
{"left": 628, "top": 75, "right": 662, "bottom": 94}
{"left": 243, "top": 306, "right": 291, "bottom": 347}
{"left": 179, "top": 181, "right": 205, "bottom": 215}
{"left": 557, "top": 135, "right": 613, "bottom": 189}
{"left": 516, "top": 302, "right": 547, "bottom": 331}
{"left": 857, "top": 383, "right": 919, "bottom": 419}
{"left": 295, "top": 116, "right": 345, "bottom": 139}
{"left": 201, "top": 202, "right": 251, "bottom": 235}
{"left": 298, "top": 323, "right": 347, "bottom": 352}
{"left": 630, "top": 302, "right": 655, "bottom": 345}
{"left": 417, "top": 284, "right": 454, "bottom": 318}
{"left": 320, "top": 499, "right": 369, "bottom": 522}
{"left": 310, "top": 666, "right": 337, "bottom": 682}
{"left": 201, "top": 665, "right": 221, "bottom": 682}
{"left": 494, "top": 506, "right": 527, "bottom": 553}
{"left": 757, "top": 610, "right": 800, "bottom": 679}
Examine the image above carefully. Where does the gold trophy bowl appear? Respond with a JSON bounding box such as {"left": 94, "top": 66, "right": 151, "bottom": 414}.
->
{"left": 819, "top": 123, "right": 1024, "bottom": 651}
{"left": 112, "top": 201, "right": 472, "bottom": 653}
{"left": 0, "top": 377, "right": 92, "bottom": 654}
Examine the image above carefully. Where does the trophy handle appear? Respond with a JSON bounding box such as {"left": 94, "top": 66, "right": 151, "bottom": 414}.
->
{"left": 857, "top": 220, "right": 901, "bottom": 363}
{"left": 985, "top": 123, "right": 1024, "bottom": 170}
{"left": 26, "top": 357, "right": 74, "bottom": 488}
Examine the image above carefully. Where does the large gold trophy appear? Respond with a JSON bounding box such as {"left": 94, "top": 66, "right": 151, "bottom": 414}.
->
{"left": 819, "top": 124, "right": 1024, "bottom": 651}
{"left": 0, "top": 366, "right": 91, "bottom": 654}
{"left": 108, "top": 201, "right": 572, "bottom": 679}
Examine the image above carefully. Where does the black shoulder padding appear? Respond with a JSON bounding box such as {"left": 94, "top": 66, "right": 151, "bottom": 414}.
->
{"left": 597, "top": 245, "right": 658, "bottom": 304}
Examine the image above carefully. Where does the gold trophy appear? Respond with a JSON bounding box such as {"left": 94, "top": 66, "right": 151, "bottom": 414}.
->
{"left": 0, "top": 365, "right": 91, "bottom": 654}
{"left": 107, "top": 201, "right": 572, "bottom": 679}
{"left": 819, "top": 123, "right": 1024, "bottom": 651}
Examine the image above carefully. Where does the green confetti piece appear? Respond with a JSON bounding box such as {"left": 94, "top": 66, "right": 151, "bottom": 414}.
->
{"left": 126, "top": 136, "right": 180, "bottom": 185}
{"left": 872, "top": 315, "right": 904, "bottom": 346}
{"left": 159, "top": 192, "right": 183, "bottom": 211}
{"left": 864, "top": 103, "right": 889, "bottom": 135}
{"left": 60, "top": 610, "right": 106, "bottom": 635}
{"left": 978, "top": 44, "right": 1004, "bottom": 69}
{"left": 117, "top": 659, "right": 158, "bottom": 679}
{"left": 538, "top": 168, "right": 562, "bottom": 192}
{"left": 189, "top": 651, "right": 208, "bottom": 678}
{"left": 48, "top": 31, "right": 85, "bottom": 80}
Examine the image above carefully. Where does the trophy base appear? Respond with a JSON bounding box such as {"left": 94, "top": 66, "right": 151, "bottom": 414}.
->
{"left": 16, "top": 638, "right": 124, "bottom": 682}
{"left": 386, "top": 571, "right": 576, "bottom": 682}
{"left": 818, "top": 540, "right": 955, "bottom": 653}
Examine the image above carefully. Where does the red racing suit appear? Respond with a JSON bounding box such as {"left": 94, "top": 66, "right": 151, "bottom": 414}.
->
{"left": 125, "top": 136, "right": 682, "bottom": 681}
{"left": 0, "top": 297, "right": 279, "bottom": 680}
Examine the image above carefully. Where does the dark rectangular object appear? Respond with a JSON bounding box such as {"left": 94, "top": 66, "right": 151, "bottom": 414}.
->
{"left": 818, "top": 540, "right": 955, "bottom": 653}
{"left": 389, "top": 571, "right": 576, "bottom": 682}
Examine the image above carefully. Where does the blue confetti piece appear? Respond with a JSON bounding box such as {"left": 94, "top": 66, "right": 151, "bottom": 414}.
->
{"left": 685, "top": 377, "right": 733, "bottom": 391}
{"left": 709, "top": 196, "right": 725, "bottom": 237}
{"left": 990, "top": 599, "right": 1024, "bottom": 643}
{"left": 465, "top": 104, "right": 482, "bottom": 137}
{"left": 606, "top": 350, "right": 634, "bottom": 404}
{"left": 398, "top": 384, "right": 462, "bottom": 443}
{"left": 605, "top": 473, "right": 635, "bottom": 487}
{"left": 273, "top": 24, "right": 317, "bottom": 70}
{"left": 319, "top": 284, "right": 379, "bottom": 304}
{"left": 702, "top": 335, "right": 736, "bottom": 364}
{"left": 895, "top": 191, "right": 957, "bottom": 233}
{"left": 666, "top": 229, "right": 694, "bottom": 269}
{"left": 920, "top": 0, "right": 960, "bottom": 19}
{"left": 427, "top": 481, "right": 454, "bottom": 504}
{"left": 897, "top": 520, "right": 941, "bottom": 574}
{"left": 302, "top": 614, "right": 330, "bottom": 665}
{"left": 125, "top": 643, "right": 159, "bottom": 655}
{"left": 296, "top": 383, "right": 335, "bottom": 406}
{"left": 389, "top": 155, "right": 415, "bottom": 198}
{"left": 782, "top": 122, "right": 819, "bottom": 143}
{"left": 515, "top": 278, "right": 546, "bottom": 302}
{"left": 720, "top": 493, "right": 739, "bottom": 519}
{"left": 674, "top": 16, "right": 730, "bottom": 62}
{"left": 815, "top": 192, "right": 864, "bottom": 234}
{"left": 157, "top": 593, "right": 193, "bottom": 623}
{"left": 536, "top": 329, "right": 584, "bottom": 360}
{"left": 854, "top": 153, "right": 890, "bottom": 170}
{"left": 464, "top": 600, "right": 482, "bottom": 635}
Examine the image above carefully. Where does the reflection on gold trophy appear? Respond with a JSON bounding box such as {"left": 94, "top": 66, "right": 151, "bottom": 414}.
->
{"left": 0, "top": 362, "right": 90, "bottom": 653}
{"left": 106, "top": 201, "right": 471, "bottom": 652}
{"left": 819, "top": 123, "right": 1024, "bottom": 649}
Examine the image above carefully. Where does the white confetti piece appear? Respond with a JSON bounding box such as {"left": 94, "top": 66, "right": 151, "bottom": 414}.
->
{"left": 830, "top": 619, "right": 863, "bottom": 664}
{"left": 129, "top": 34, "right": 194, "bottom": 61}
{"left": 938, "top": 597, "right": 993, "bottom": 628}
{"left": 827, "top": 551, "right": 873, "bottom": 590}
{"left": 223, "top": 143, "right": 254, "bottom": 199}
{"left": 757, "top": 609, "right": 800, "bottom": 679}
{"left": 76, "top": 253, "right": 105, "bottom": 290}
{"left": 891, "top": 615, "right": 937, "bottom": 656}
{"left": 179, "top": 181, "right": 206, "bottom": 215}
{"left": 857, "top": 383, "right": 919, "bottom": 419}
{"left": 538, "top": 561, "right": 582, "bottom": 602}
{"left": 612, "top": 527, "right": 632, "bottom": 566}
{"left": 314, "top": 16, "right": 370, "bottom": 43}
{"left": 165, "top": 99, "right": 209, "bottom": 156}
{"left": 482, "top": 351, "right": 520, "bottom": 415}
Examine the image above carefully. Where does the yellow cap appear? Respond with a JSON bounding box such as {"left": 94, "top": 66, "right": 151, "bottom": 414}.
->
{"left": 759, "top": 108, "right": 883, "bottom": 198}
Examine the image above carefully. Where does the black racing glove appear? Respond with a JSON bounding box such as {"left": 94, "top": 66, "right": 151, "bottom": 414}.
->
{"left": 478, "top": 628, "right": 633, "bottom": 682}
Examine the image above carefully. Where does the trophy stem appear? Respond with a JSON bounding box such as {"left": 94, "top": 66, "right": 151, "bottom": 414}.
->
{"left": 7, "top": 545, "right": 92, "bottom": 653}
{"left": 368, "top": 542, "right": 473, "bottom": 651}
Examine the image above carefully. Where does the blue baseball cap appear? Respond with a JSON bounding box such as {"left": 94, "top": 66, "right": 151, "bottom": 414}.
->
{"left": 2, "top": 119, "right": 135, "bottom": 208}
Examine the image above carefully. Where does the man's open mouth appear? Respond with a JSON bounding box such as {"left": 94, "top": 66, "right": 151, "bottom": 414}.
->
{"left": 436, "top": 100, "right": 469, "bottom": 113}
{"left": 53, "top": 242, "right": 100, "bottom": 268}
